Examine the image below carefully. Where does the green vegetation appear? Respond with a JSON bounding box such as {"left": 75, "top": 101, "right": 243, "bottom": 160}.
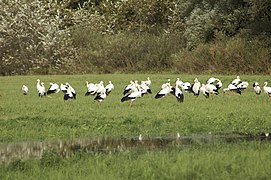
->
{"left": 0, "top": 74, "right": 270, "bottom": 143}
{"left": 1, "top": 0, "right": 271, "bottom": 75}
{"left": 1, "top": 74, "right": 271, "bottom": 178}
{"left": 1, "top": 142, "right": 271, "bottom": 179}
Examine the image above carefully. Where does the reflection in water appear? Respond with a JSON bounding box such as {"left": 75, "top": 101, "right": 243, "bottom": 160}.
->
{"left": 0, "top": 134, "right": 270, "bottom": 165}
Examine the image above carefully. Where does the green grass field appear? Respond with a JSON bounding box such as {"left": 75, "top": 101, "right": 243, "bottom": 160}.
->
{"left": 1, "top": 74, "right": 271, "bottom": 179}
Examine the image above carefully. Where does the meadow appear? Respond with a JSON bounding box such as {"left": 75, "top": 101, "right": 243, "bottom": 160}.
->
{"left": 1, "top": 74, "right": 271, "bottom": 179}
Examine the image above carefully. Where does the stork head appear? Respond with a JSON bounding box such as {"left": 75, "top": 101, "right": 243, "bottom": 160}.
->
{"left": 264, "top": 82, "right": 268, "bottom": 86}
{"left": 194, "top": 78, "right": 198, "bottom": 82}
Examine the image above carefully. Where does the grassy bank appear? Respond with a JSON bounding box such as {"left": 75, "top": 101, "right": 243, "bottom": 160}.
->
{"left": 1, "top": 142, "right": 271, "bottom": 179}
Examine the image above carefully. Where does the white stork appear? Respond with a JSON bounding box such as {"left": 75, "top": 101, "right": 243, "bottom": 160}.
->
{"left": 252, "top": 82, "right": 261, "bottom": 95}
{"left": 142, "top": 77, "right": 151, "bottom": 87}
{"left": 192, "top": 78, "right": 201, "bottom": 96}
{"left": 175, "top": 78, "right": 183, "bottom": 88}
{"left": 47, "top": 82, "right": 60, "bottom": 95}
{"left": 60, "top": 83, "right": 68, "bottom": 94}
{"left": 94, "top": 88, "right": 107, "bottom": 102}
{"left": 123, "top": 80, "right": 136, "bottom": 95}
{"left": 22, "top": 85, "right": 28, "bottom": 95}
{"left": 162, "top": 79, "right": 171, "bottom": 89}
{"left": 65, "top": 82, "right": 76, "bottom": 99}
{"left": 206, "top": 77, "right": 217, "bottom": 84}
{"left": 207, "top": 77, "right": 222, "bottom": 91}
{"left": 237, "top": 81, "right": 249, "bottom": 90}
{"left": 180, "top": 82, "right": 192, "bottom": 93}
{"left": 223, "top": 84, "right": 242, "bottom": 95}
{"left": 85, "top": 81, "right": 99, "bottom": 96}
{"left": 155, "top": 82, "right": 172, "bottom": 99}
{"left": 105, "top": 81, "right": 114, "bottom": 95}
{"left": 140, "top": 81, "right": 152, "bottom": 95}
{"left": 263, "top": 82, "right": 271, "bottom": 102}
{"left": 231, "top": 76, "right": 241, "bottom": 86}
{"left": 96, "top": 81, "right": 105, "bottom": 94}
{"left": 200, "top": 84, "right": 209, "bottom": 98}
{"left": 38, "top": 82, "right": 46, "bottom": 97}
{"left": 205, "top": 83, "right": 219, "bottom": 95}
{"left": 121, "top": 87, "right": 143, "bottom": 103}
{"left": 171, "top": 84, "right": 184, "bottom": 103}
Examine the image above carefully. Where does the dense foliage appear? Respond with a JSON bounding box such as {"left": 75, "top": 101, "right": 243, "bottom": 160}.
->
{"left": 1, "top": 0, "right": 271, "bottom": 75}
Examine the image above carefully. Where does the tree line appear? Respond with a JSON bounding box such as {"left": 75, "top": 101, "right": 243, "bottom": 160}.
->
{"left": 1, "top": 0, "right": 271, "bottom": 75}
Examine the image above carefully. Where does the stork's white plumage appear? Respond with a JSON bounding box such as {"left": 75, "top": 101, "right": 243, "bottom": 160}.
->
{"left": 140, "top": 81, "right": 152, "bottom": 95}
{"left": 60, "top": 83, "right": 68, "bottom": 93}
{"left": 182, "top": 82, "right": 192, "bottom": 93}
{"left": 66, "top": 82, "right": 76, "bottom": 99}
{"left": 142, "top": 77, "right": 151, "bottom": 87}
{"left": 162, "top": 79, "right": 171, "bottom": 89}
{"left": 175, "top": 78, "right": 183, "bottom": 88}
{"left": 231, "top": 76, "right": 241, "bottom": 86}
{"left": 36, "top": 79, "right": 41, "bottom": 92}
{"left": 121, "top": 88, "right": 142, "bottom": 103}
{"left": 200, "top": 84, "right": 209, "bottom": 98}
{"left": 205, "top": 83, "right": 219, "bottom": 95}
{"left": 22, "top": 85, "right": 28, "bottom": 95}
{"left": 237, "top": 81, "right": 249, "bottom": 90}
{"left": 38, "top": 82, "right": 46, "bottom": 97}
{"left": 263, "top": 82, "right": 271, "bottom": 97}
{"left": 216, "top": 79, "right": 223, "bottom": 90}
{"left": 155, "top": 83, "right": 171, "bottom": 99}
{"left": 192, "top": 78, "right": 201, "bottom": 96}
{"left": 105, "top": 81, "right": 114, "bottom": 95}
{"left": 47, "top": 82, "right": 60, "bottom": 95}
{"left": 96, "top": 81, "right": 105, "bottom": 94}
{"left": 171, "top": 84, "right": 184, "bottom": 103}
{"left": 253, "top": 82, "right": 261, "bottom": 95}
{"left": 63, "top": 88, "right": 74, "bottom": 101}
{"left": 206, "top": 77, "right": 217, "bottom": 84}
{"left": 223, "top": 84, "right": 241, "bottom": 95}
{"left": 85, "top": 81, "right": 99, "bottom": 96}
{"left": 94, "top": 88, "right": 107, "bottom": 102}
{"left": 123, "top": 80, "right": 136, "bottom": 95}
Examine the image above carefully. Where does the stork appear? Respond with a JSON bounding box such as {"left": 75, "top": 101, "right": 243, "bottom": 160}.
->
{"left": 171, "top": 84, "right": 184, "bottom": 103}
{"left": 223, "top": 84, "right": 242, "bottom": 95}
{"left": 60, "top": 83, "right": 68, "bottom": 94}
{"left": 47, "top": 82, "right": 60, "bottom": 95}
{"left": 105, "top": 81, "right": 114, "bottom": 95}
{"left": 123, "top": 80, "right": 136, "bottom": 95}
{"left": 263, "top": 82, "right": 271, "bottom": 102}
{"left": 22, "top": 85, "right": 28, "bottom": 95}
{"left": 85, "top": 81, "right": 99, "bottom": 96}
{"left": 155, "top": 82, "right": 172, "bottom": 99}
{"left": 94, "top": 88, "right": 107, "bottom": 102}
{"left": 66, "top": 82, "right": 76, "bottom": 99}
{"left": 252, "top": 82, "right": 261, "bottom": 95}
{"left": 121, "top": 87, "right": 143, "bottom": 104}
{"left": 142, "top": 77, "right": 151, "bottom": 87}
{"left": 231, "top": 76, "right": 241, "bottom": 86}
{"left": 192, "top": 78, "right": 201, "bottom": 96}
{"left": 38, "top": 82, "right": 46, "bottom": 97}
{"left": 140, "top": 81, "right": 152, "bottom": 96}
